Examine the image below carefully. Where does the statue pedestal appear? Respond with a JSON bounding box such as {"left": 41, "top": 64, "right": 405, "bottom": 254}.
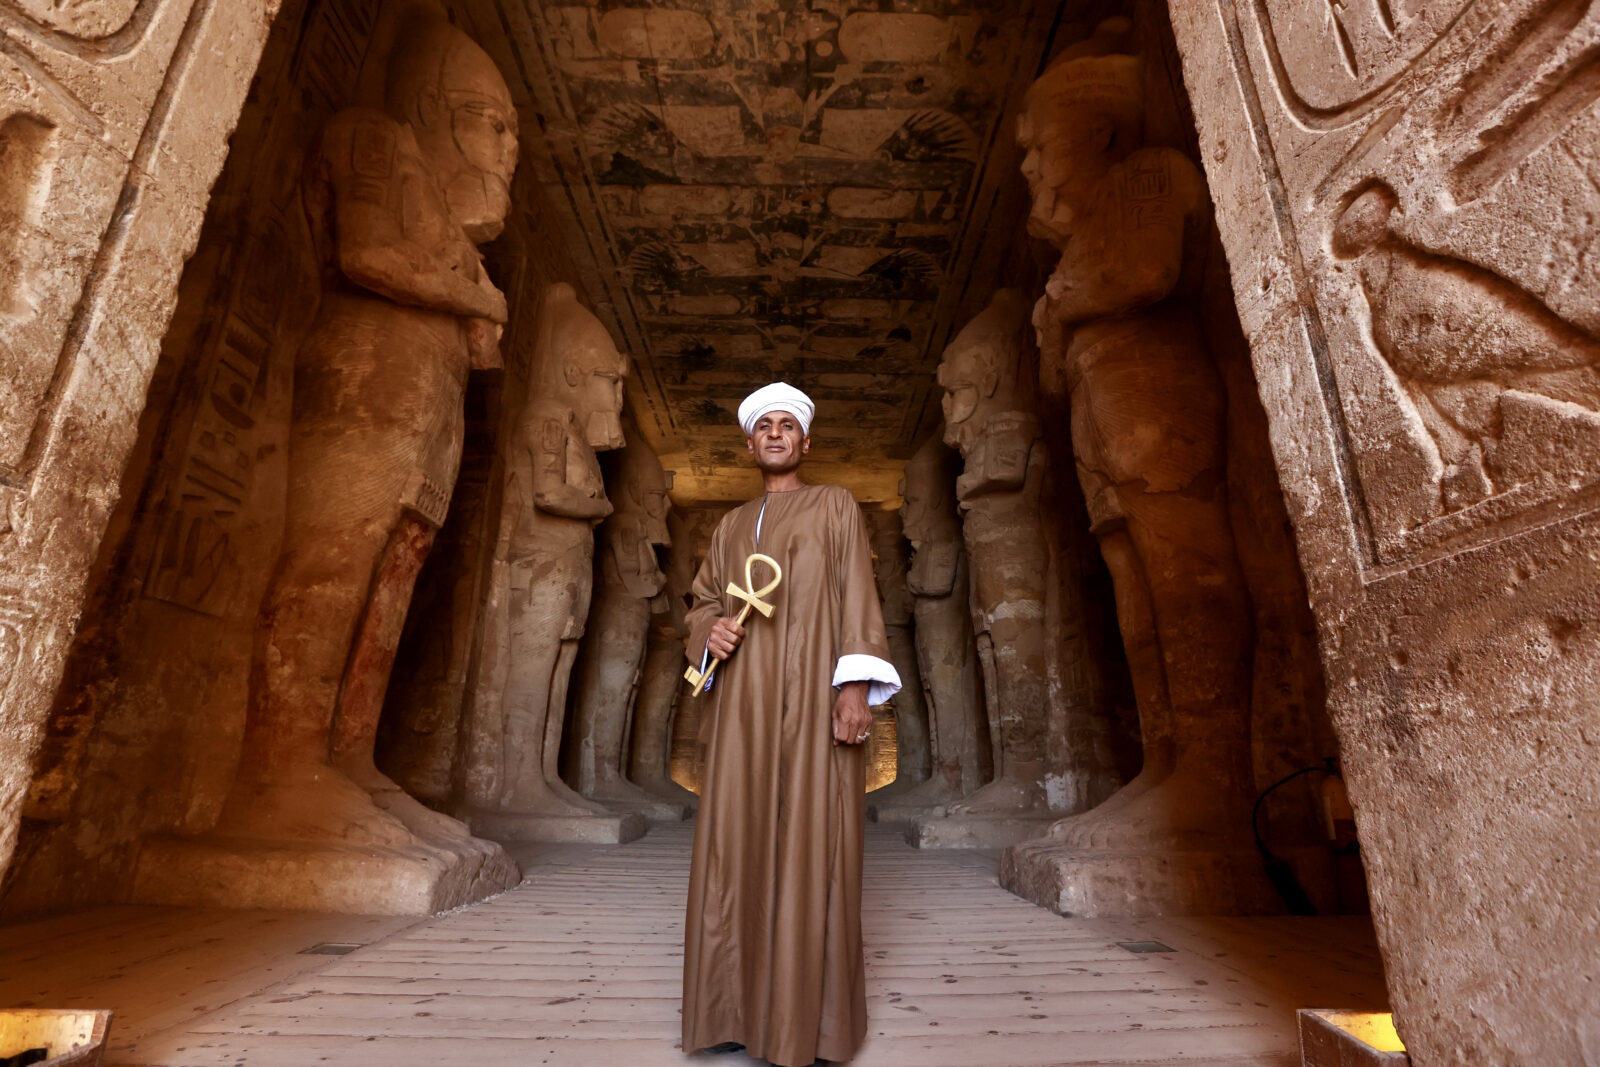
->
{"left": 131, "top": 833, "right": 519, "bottom": 914}
{"left": 464, "top": 808, "right": 646, "bottom": 844}
{"left": 1000, "top": 837, "right": 1283, "bottom": 917}
{"left": 905, "top": 812, "right": 1056, "bottom": 849}
{"left": 600, "top": 796, "right": 690, "bottom": 823}
{"left": 868, "top": 799, "right": 949, "bottom": 824}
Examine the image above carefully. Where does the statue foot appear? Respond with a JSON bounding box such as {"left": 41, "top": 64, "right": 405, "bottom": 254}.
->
{"left": 335, "top": 759, "right": 482, "bottom": 845}
{"left": 944, "top": 773, "right": 1049, "bottom": 817}
{"left": 1042, "top": 765, "right": 1252, "bottom": 851}
{"left": 880, "top": 771, "right": 964, "bottom": 809}
{"left": 217, "top": 766, "right": 416, "bottom": 849}
{"left": 497, "top": 776, "right": 619, "bottom": 820}
{"left": 1044, "top": 764, "right": 1167, "bottom": 844}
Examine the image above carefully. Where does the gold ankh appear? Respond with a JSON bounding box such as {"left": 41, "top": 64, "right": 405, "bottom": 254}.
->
{"left": 685, "top": 552, "right": 782, "bottom": 696}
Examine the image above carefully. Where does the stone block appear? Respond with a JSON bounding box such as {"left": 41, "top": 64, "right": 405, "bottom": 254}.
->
{"left": 465, "top": 809, "right": 646, "bottom": 845}
{"left": 905, "top": 812, "right": 1054, "bottom": 850}
{"left": 131, "top": 835, "right": 518, "bottom": 916}
{"left": 1000, "top": 843, "right": 1282, "bottom": 918}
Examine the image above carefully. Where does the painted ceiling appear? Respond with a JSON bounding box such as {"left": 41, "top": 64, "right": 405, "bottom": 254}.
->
{"left": 492, "top": 0, "right": 1062, "bottom": 503}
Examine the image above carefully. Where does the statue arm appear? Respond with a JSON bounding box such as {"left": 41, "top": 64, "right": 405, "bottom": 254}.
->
{"left": 527, "top": 416, "right": 613, "bottom": 520}
{"left": 323, "top": 110, "right": 508, "bottom": 323}
{"left": 1046, "top": 150, "right": 1199, "bottom": 320}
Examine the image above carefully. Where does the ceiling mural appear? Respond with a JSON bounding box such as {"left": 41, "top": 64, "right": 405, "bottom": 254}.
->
{"left": 494, "top": 0, "right": 1061, "bottom": 502}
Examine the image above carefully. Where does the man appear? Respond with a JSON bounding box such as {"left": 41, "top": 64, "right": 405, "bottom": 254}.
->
{"left": 682, "top": 383, "right": 900, "bottom": 1066}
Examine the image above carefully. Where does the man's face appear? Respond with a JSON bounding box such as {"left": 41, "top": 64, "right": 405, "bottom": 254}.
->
{"left": 746, "top": 410, "right": 809, "bottom": 474}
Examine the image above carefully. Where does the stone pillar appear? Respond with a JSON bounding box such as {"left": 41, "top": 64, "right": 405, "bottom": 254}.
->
{"left": 628, "top": 511, "right": 700, "bottom": 809}
{"left": 909, "top": 290, "right": 1058, "bottom": 849}
{"left": 1000, "top": 19, "right": 1277, "bottom": 917}
{"left": 1166, "top": 0, "right": 1600, "bottom": 1058}
{"left": 872, "top": 434, "right": 992, "bottom": 825}
{"left": 562, "top": 428, "right": 686, "bottom": 822}
{"left": 864, "top": 508, "right": 930, "bottom": 804}
{"left": 133, "top": 11, "right": 523, "bottom": 914}
{"left": 457, "top": 282, "right": 643, "bottom": 844}
{"left": 0, "top": 0, "right": 282, "bottom": 887}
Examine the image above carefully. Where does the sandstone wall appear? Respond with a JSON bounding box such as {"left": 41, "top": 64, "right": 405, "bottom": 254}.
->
{"left": 0, "top": 0, "right": 284, "bottom": 896}
{"left": 1168, "top": 0, "right": 1600, "bottom": 1059}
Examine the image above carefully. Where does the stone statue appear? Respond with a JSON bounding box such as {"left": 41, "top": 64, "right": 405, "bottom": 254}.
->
{"left": 460, "top": 282, "right": 643, "bottom": 843}
{"left": 207, "top": 15, "right": 521, "bottom": 906}
{"left": 628, "top": 509, "right": 701, "bottom": 808}
{"left": 562, "top": 427, "right": 686, "bottom": 822}
{"left": 873, "top": 433, "right": 991, "bottom": 823}
{"left": 864, "top": 508, "right": 930, "bottom": 801}
{"left": 914, "top": 289, "right": 1056, "bottom": 847}
{"left": 1006, "top": 19, "right": 1273, "bottom": 913}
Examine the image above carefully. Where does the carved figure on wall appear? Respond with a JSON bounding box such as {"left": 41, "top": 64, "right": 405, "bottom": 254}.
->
{"left": 563, "top": 428, "right": 686, "bottom": 821}
{"left": 930, "top": 289, "right": 1054, "bottom": 832}
{"left": 1332, "top": 182, "right": 1600, "bottom": 515}
{"left": 874, "top": 433, "right": 991, "bottom": 822}
{"left": 216, "top": 15, "right": 520, "bottom": 872}
{"left": 460, "top": 282, "right": 640, "bottom": 843}
{"left": 864, "top": 507, "right": 930, "bottom": 800}
{"left": 629, "top": 510, "right": 701, "bottom": 808}
{"left": 1015, "top": 20, "right": 1263, "bottom": 879}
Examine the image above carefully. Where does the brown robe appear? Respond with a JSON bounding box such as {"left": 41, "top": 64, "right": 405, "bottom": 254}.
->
{"left": 682, "top": 483, "right": 890, "bottom": 1066}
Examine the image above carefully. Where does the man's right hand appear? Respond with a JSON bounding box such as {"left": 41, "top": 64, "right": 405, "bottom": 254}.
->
{"left": 707, "top": 617, "right": 745, "bottom": 661}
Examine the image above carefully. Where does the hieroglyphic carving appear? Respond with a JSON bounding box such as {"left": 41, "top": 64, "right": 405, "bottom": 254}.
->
{"left": 143, "top": 220, "right": 290, "bottom": 615}
{"left": 1208, "top": 0, "right": 1600, "bottom": 567}
{"left": 0, "top": 0, "right": 282, "bottom": 885}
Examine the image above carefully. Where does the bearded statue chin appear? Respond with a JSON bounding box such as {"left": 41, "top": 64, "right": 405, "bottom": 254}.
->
{"left": 586, "top": 411, "right": 626, "bottom": 451}
{"left": 446, "top": 173, "right": 512, "bottom": 243}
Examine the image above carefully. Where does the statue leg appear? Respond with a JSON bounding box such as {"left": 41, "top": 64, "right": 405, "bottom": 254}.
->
{"left": 326, "top": 515, "right": 487, "bottom": 844}
{"left": 221, "top": 503, "right": 412, "bottom": 847}
{"left": 1046, "top": 524, "right": 1175, "bottom": 842}
{"left": 1057, "top": 492, "right": 1254, "bottom": 850}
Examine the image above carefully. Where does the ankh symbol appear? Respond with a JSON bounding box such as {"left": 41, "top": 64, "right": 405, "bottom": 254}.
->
{"left": 684, "top": 552, "right": 783, "bottom": 696}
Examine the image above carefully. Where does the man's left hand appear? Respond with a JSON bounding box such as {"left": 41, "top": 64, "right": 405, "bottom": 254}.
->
{"left": 832, "top": 681, "right": 872, "bottom": 746}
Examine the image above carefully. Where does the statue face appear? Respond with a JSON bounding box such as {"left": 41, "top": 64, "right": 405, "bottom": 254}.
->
{"left": 394, "top": 25, "right": 519, "bottom": 243}
{"left": 900, "top": 447, "right": 953, "bottom": 546}
{"left": 1017, "top": 55, "right": 1142, "bottom": 246}
{"left": 628, "top": 458, "right": 672, "bottom": 547}
{"left": 439, "top": 88, "right": 518, "bottom": 242}
{"left": 577, "top": 360, "right": 627, "bottom": 451}
{"left": 936, "top": 336, "right": 988, "bottom": 449}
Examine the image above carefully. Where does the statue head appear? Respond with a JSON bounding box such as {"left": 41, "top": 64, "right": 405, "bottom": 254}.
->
{"left": 617, "top": 429, "right": 672, "bottom": 550}
{"left": 535, "top": 284, "right": 628, "bottom": 451}
{"left": 900, "top": 433, "right": 961, "bottom": 549}
{"left": 386, "top": 15, "right": 518, "bottom": 242}
{"left": 936, "top": 289, "right": 1031, "bottom": 453}
{"left": 866, "top": 509, "right": 909, "bottom": 584}
{"left": 1016, "top": 19, "right": 1142, "bottom": 246}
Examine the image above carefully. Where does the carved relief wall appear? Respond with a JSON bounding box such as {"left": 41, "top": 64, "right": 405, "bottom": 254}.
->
{"left": 0, "top": 0, "right": 283, "bottom": 887}
{"left": 1168, "top": 0, "right": 1600, "bottom": 1059}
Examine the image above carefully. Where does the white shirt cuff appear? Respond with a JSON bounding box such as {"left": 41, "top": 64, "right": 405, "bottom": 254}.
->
{"left": 832, "top": 654, "right": 902, "bottom": 707}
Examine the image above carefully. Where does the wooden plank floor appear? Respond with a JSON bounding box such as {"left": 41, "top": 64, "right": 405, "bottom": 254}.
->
{"left": 0, "top": 824, "right": 1389, "bottom": 1066}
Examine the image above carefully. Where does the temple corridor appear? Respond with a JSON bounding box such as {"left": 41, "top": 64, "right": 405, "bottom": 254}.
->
{"left": 0, "top": 825, "right": 1386, "bottom": 1066}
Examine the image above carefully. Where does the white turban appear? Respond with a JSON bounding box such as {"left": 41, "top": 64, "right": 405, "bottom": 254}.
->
{"left": 738, "top": 382, "right": 815, "bottom": 436}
